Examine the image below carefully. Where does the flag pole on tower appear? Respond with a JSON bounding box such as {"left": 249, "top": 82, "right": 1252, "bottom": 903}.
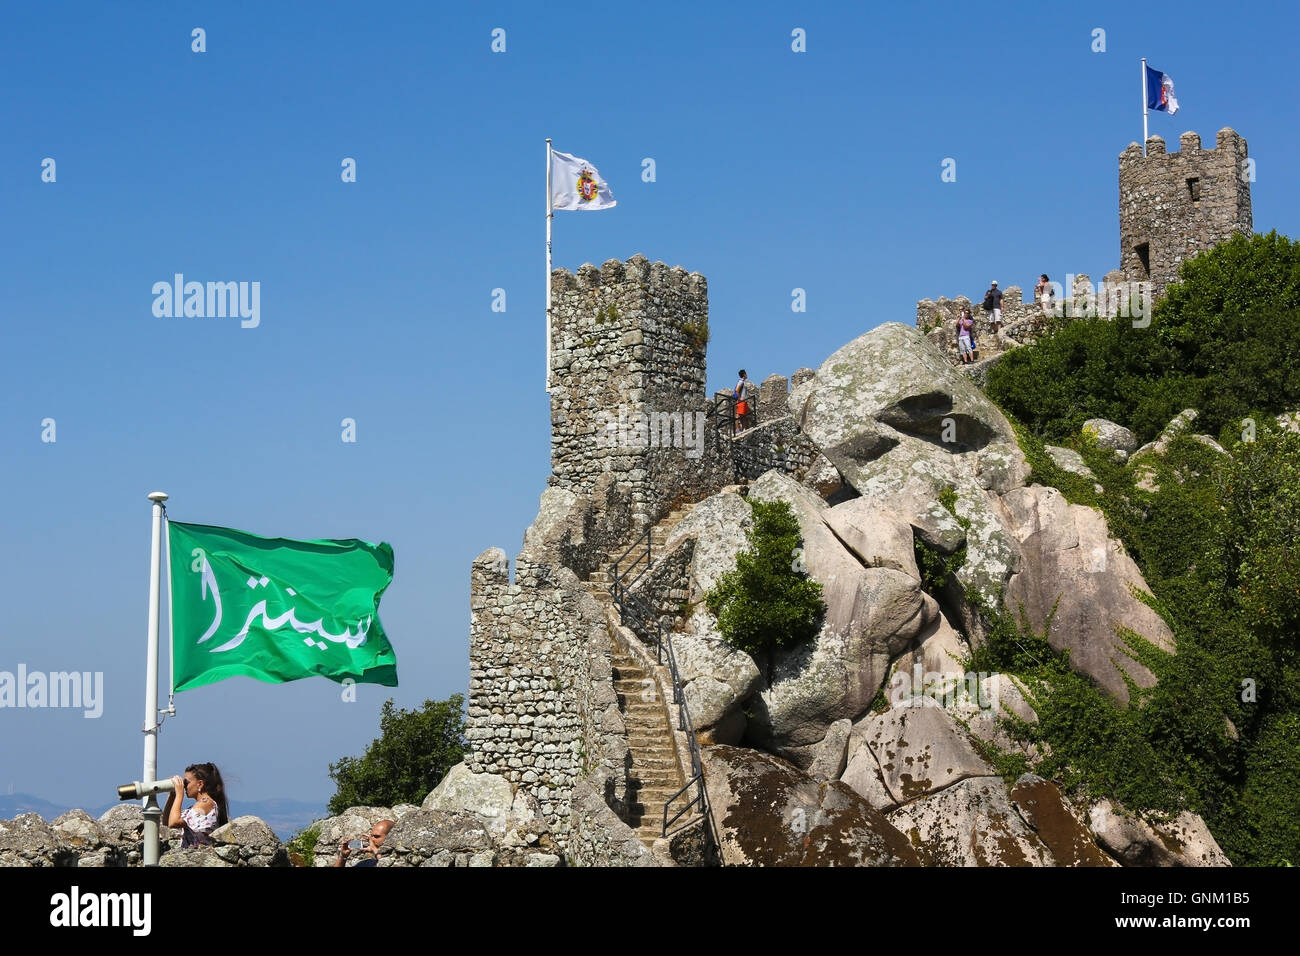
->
{"left": 546, "top": 138, "right": 554, "bottom": 392}
{"left": 140, "top": 491, "right": 168, "bottom": 865}
{"left": 1141, "top": 57, "right": 1149, "bottom": 155}
{"left": 545, "top": 144, "right": 617, "bottom": 391}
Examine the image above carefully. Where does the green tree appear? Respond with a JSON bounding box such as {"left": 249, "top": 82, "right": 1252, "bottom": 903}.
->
{"left": 704, "top": 500, "right": 826, "bottom": 668}
{"left": 1219, "top": 421, "right": 1300, "bottom": 664}
{"left": 327, "top": 694, "right": 466, "bottom": 814}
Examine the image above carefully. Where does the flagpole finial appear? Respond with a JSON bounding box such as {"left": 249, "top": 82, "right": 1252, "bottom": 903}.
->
{"left": 147, "top": 491, "right": 168, "bottom": 503}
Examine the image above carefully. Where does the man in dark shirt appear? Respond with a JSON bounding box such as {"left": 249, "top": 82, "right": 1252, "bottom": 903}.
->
{"left": 983, "top": 281, "right": 1004, "bottom": 333}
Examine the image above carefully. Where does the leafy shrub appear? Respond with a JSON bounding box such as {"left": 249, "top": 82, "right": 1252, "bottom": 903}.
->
{"left": 987, "top": 232, "right": 1300, "bottom": 442}
{"left": 704, "top": 500, "right": 826, "bottom": 662}
{"left": 678, "top": 316, "right": 710, "bottom": 352}
{"left": 327, "top": 695, "right": 466, "bottom": 815}
{"left": 285, "top": 823, "right": 321, "bottom": 867}
{"left": 980, "top": 392, "right": 1300, "bottom": 864}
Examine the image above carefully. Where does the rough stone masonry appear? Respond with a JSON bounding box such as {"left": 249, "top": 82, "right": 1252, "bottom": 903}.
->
{"left": 1119, "top": 128, "right": 1251, "bottom": 298}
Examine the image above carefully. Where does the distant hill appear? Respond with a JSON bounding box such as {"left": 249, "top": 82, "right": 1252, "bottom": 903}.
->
{"left": 0, "top": 793, "right": 325, "bottom": 841}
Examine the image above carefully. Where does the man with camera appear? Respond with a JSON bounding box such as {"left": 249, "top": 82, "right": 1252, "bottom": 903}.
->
{"left": 335, "top": 819, "right": 394, "bottom": 867}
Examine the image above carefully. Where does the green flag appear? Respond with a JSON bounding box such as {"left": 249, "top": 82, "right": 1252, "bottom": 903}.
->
{"left": 168, "top": 521, "right": 397, "bottom": 691}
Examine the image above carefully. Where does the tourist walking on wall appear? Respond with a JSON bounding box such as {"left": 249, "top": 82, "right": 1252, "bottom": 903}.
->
{"left": 956, "top": 312, "right": 975, "bottom": 364}
{"left": 961, "top": 306, "right": 980, "bottom": 359}
{"left": 983, "top": 281, "right": 1003, "bottom": 333}
{"left": 1035, "top": 274, "right": 1054, "bottom": 315}
{"left": 734, "top": 370, "right": 755, "bottom": 431}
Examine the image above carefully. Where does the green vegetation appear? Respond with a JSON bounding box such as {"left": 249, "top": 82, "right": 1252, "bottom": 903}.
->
{"left": 986, "top": 231, "right": 1300, "bottom": 443}
{"left": 327, "top": 695, "right": 467, "bottom": 815}
{"left": 285, "top": 823, "right": 321, "bottom": 867}
{"left": 975, "top": 233, "right": 1300, "bottom": 865}
{"left": 678, "top": 316, "right": 710, "bottom": 352}
{"left": 705, "top": 500, "right": 826, "bottom": 665}
{"left": 913, "top": 487, "right": 969, "bottom": 593}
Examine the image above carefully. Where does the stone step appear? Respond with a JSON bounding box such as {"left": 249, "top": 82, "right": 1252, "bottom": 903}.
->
{"left": 626, "top": 739, "right": 675, "bottom": 752}
{"left": 626, "top": 726, "right": 673, "bottom": 739}
{"left": 627, "top": 801, "right": 684, "bottom": 818}
{"left": 629, "top": 767, "right": 682, "bottom": 780}
{"left": 627, "top": 733, "right": 674, "bottom": 744}
{"left": 630, "top": 787, "right": 683, "bottom": 801}
{"left": 623, "top": 710, "right": 672, "bottom": 723}
{"left": 627, "top": 747, "right": 677, "bottom": 759}
{"left": 630, "top": 786, "right": 683, "bottom": 799}
{"left": 630, "top": 767, "right": 680, "bottom": 780}
{"left": 629, "top": 754, "right": 680, "bottom": 766}
{"left": 626, "top": 725, "right": 674, "bottom": 738}
{"left": 630, "top": 781, "right": 683, "bottom": 792}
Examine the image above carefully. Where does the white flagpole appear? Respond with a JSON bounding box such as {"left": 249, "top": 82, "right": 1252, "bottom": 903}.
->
{"left": 546, "top": 138, "right": 554, "bottom": 392}
{"left": 1141, "top": 58, "right": 1148, "bottom": 155}
{"left": 141, "top": 490, "right": 168, "bottom": 865}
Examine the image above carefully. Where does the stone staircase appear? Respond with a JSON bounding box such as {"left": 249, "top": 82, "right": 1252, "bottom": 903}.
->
{"left": 583, "top": 503, "right": 699, "bottom": 845}
{"left": 610, "top": 644, "right": 687, "bottom": 845}
{"left": 586, "top": 502, "right": 697, "bottom": 611}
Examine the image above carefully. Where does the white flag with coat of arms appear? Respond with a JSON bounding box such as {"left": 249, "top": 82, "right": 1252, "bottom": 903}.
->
{"left": 549, "top": 149, "right": 617, "bottom": 211}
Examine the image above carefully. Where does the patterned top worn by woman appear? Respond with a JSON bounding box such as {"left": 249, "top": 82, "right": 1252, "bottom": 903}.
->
{"left": 181, "top": 805, "right": 219, "bottom": 847}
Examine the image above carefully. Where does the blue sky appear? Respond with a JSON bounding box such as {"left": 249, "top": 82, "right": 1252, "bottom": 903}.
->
{"left": 2, "top": 0, "right": 1296, "bottom": 814}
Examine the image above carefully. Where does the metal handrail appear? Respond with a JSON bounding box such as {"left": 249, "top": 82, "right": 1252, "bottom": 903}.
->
{"left": 658, "top": 623, "right": 707, "bottom": 837}
{"left": 705, "top": 392, "right": 740, "bottom": 438}
{"left": 610, "top": 524, "right": 653, "bottom": 611}
{"left": 606, "top": 537, "right": 715, "bottom": 850}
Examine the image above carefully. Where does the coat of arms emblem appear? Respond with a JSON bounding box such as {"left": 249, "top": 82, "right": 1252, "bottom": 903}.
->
{"left": 577, "top": 168, "right": 600, "bottom": 203}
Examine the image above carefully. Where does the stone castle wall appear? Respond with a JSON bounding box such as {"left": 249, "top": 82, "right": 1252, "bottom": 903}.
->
{"left": 549, "top": 255, "right": 733, "bottom": 534}
{"left": 466, "top": 549, "right": 632, "bottom": 845}
{"left": 1119, "top": 128, "right": 1251, "bottom": 297}
{"left": 467, "top": 255, "right": 840, "bottom": 862}
{"left": 915, "top": 127, "right": 1254, "bottom": 360}
{"left": 916, "top": 275, "right": 1125, "bottom": 362}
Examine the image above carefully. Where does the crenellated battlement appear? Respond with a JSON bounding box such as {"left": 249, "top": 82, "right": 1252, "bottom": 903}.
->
{"left": 1119, "top": 127, "right": 1252, "bottom": 296}
{"left": 917, "top": 128, "right": 1254, "bottom": 365}
{"left": 548, "top": 254, "right": 727, "bottom": 533}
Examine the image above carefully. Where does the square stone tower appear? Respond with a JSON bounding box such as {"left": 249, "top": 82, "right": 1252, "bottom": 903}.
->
{"left": 1119, "top": 128, "right": 1252, "bottom": 297}
{"left": 548, "top": 255, "right": 732, "bottom": 534}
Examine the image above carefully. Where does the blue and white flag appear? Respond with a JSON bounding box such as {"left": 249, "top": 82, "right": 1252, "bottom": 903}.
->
{"left": 1145, "top": 65, "right": 1179, "bottom": 115}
